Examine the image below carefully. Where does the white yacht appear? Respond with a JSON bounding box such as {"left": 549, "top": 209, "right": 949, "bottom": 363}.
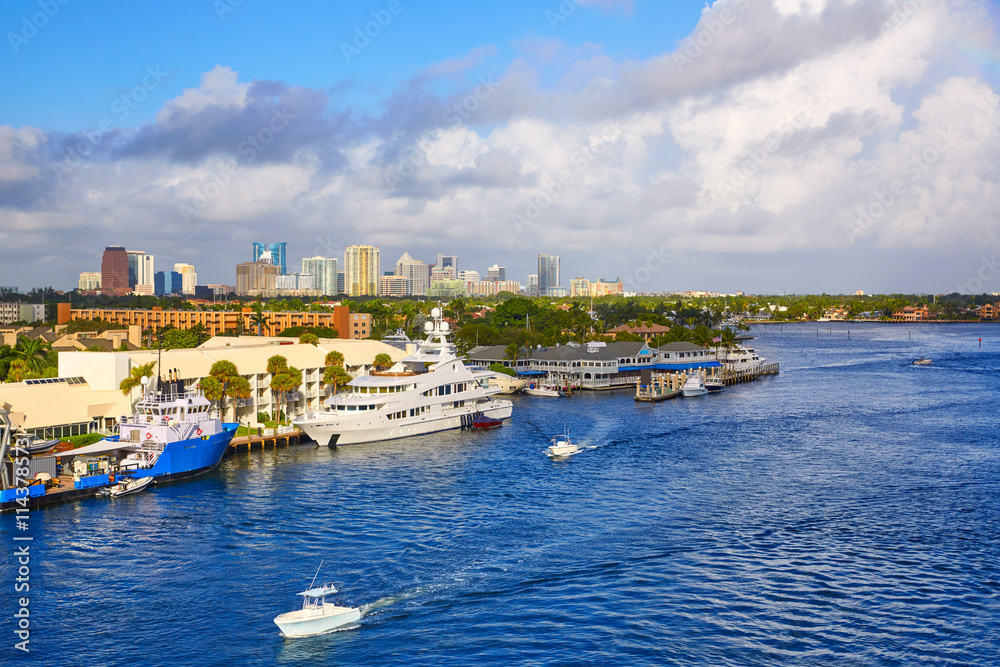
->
{"left": 294, "top": 309, "right": 513, "bottom": 446}
{"left": 681, "top": 373, "right": 708, "bottom": 397}
{"left": 717, "top": 343, "right": 764, "bottom": 370}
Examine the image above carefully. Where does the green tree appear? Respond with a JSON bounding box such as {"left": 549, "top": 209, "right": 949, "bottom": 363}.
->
{"left": 250, "top": 302, "right": 270, "bottom": 336}
{"left": 267, "top": 355, "right": 288, "bottom": 375}
{"left": 120, "top": 361, "right": 157, "bottom": 396}
{"left": 325, "top": 350, "right": 345, "bottom": 368}
{"left": 323, "top": 365, "right": 351, "bottom": 395}
{"left": 14, "top": 337, "right": 48, "bottom": 375}
{"left": 205, "top": 360, "right": 245, "bottom": 422}
{"left": 5, "top": 359, "right": 27, "bottom": 383}
{"left": 299, "top": 332, "right": 320, "bottom": 346}
{"left": 372, "top": 353, "right": 393, "bottom": 371}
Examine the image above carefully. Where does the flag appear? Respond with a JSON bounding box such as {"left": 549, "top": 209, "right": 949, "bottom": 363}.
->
{"left": 712, "top": 336, "right": 721, "bottom": 343}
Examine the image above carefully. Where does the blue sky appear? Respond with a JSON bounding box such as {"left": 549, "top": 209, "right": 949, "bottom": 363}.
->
{"left": 2, "top": 0, "right": 1000, "bottom": 294}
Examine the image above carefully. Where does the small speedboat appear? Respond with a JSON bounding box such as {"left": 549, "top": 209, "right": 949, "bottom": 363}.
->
{"left": 524, "top": 383, "right": 564, "bottom": 398}
{"left": 14, "top": 434, "right": 59, "bottom": 456}
{"left": 106, "top": 476, "right": 152, "bottom": 498}
{"left": 912, "top": 357, "right": 932, "bottom": 366}
{"left": 681, "top": 374, "right": 707, "bottom": 397}
{"left": 705, "top": 378, "right": 724, "bottom": 393}
{"left": 546, "top": 430, "right": 581, "bottom": 458}
{"left": 275, "top": 562, "right": 360, "bottom": 638}
{"left": 471, "top": 413, "right": 503, "bottom": 430}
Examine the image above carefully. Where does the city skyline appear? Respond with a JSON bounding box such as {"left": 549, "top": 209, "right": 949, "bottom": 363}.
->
{"left": 3, "top": 1, "right": 1000, "bottom": 295}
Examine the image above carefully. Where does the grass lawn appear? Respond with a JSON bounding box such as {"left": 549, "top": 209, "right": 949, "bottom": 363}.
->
{"left": 235, "top": 420, "right": 291, "bottom": 437}
{"left": 61, "top": 433, "right": 105, "bottom": 449}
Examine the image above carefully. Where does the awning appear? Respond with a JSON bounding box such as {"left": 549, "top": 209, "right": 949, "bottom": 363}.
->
{"left": 43, "top": 440, "right": 141, "bottom": 459}
{"left": 652, "top": 361, "right": 722, "bottom": 371}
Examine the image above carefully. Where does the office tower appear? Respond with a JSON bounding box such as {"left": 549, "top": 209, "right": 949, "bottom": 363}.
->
{"left": 487, "top": 264, "right": 506, "bottom": 282}
{"left": 537, "top": 254, "right": 561, "bottom": 296}
{"left": 154, "top": 270, "right": 183, "bottom": 296}
{"left": 436, "top": 254, "right": 457, "bottom": 274}
{"left": 173, "top": 263, "right": 197, "bottom": 295}
{"left": 101, "top": 246, "right": 129, "bottom": 292}
{"left": 430, "top": 266, "right": 455, "bottom": 282}
{"left": 126, "top": 250, "right": 154, "bottom": 288}
{"left": 344, "top": 245, "right": 380, "bottom": 296}
{"left": 527, "top": 274, "right": 539, "bottom": 296}
{"left": 78, "top": 272, "right": 102, "bottom": 291}
{"left": 458, "top": 270, "right": 480, "bottom": 284}
{"left": 252, "top": 242, "right": 288, "bottom": 275}
{"left": 302, "top": 256, "right": 338, "bottom": 296}
{"left": 394, "top": 252, "right": 429, "bottom": 296}
{"left": 378, "top": 275, "right": 410, "bottom": 297}
{"left": 336, "top": 271, "right": 346, "bottom": 295}
{"left": 570, "top": 278, "right": 590, "bottom": 298}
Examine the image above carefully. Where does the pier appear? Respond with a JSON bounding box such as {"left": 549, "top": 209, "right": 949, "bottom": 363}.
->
{"left": 635, "top": 362, "right": 780, "bottom": 400}
{"left": 228, "top": 426, "right": 309, "bottom": 454}
{"left": 720, "top": 362, "right": 780, "bottom": 385}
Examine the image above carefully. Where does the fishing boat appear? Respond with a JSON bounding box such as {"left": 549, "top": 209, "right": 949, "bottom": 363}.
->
{"left": 106, "top": 475, "right": 152, "bottom": 498}
{"left": 546, "top": 430, "right": 581, "bottom": 458}
{"left": 681, "top": 374, "right": 708, "bottom": 397}
{"left": 274, "top": 562, "right": 361, "bottom": 638}
{"left": 523, "top": 383, "right": 564, "bottom": 398}
{"left": 912, "top": 357, "right": 932, "bottom": 366}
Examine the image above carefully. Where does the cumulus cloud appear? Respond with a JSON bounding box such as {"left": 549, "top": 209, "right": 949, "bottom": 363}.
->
{"left": 2, "top": 0, "right": 998, "bottom": 293}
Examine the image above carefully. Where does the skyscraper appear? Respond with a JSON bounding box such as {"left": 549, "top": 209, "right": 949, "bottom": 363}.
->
{"left": 394, "top": 252, "right": 429, "bottom": 296}
{"left": 344, "top": 245, "right": 380, "bottom": 296}
{"left": 527, "top": 274, "right": 539, "bottom": 296}
{"left": 436, "top": 254, "right": 457, "bottom": 274}
{"left": 78, "top": 272, "right": 102, "bottom": 291}
{"left": 487, "top": 264, "right": 506, "bottom": 282}
{"left": 538, "top": 254, "right": 561, "bottom": 296}
{"left": 302, "top": 257, "right": 338, "bottom": 296}
{"left": 173, "top": 263, "right": 197, "bottom": 295}
{"left": 154, "top": 270, "right": 183, "bottom": 296}
{"left": 101, "top": 246, "right": 129, "bottom": 292}
{"left": 126, "top": 250, "right": 154, "bottom": 289}
{"left": 252, "top": 242, "right": 288, "bottom": 275}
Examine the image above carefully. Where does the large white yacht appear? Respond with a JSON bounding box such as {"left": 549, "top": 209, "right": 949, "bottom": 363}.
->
{"left": 294, "top": 309, "right": 513, "bottom": 446}
{"left": 718, "top": 343, "right": 765, "bottom": 370}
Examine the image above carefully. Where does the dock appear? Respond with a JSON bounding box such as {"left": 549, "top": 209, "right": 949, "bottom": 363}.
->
{"left": 228, "top": 426, "right": 308, "bottom": 454}
{"left": 635, "top": 362, "right": 779, "bottom": 400}
{"left": 720, "top": 362, "right": 780, "bottom": 385}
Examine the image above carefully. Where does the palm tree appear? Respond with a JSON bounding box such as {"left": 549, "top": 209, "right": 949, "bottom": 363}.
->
{"left": 250, "top": 302, "right": 269, "bottom": 336}
{"left": 719, "top": 327, "right": 738, "bottom": 361}
{"left": 5, "top": 359, "right": 27, "bottom": 383}
{"left": 119, "top": 361, "right": 157, "bottom": 397}
{"left": 325, "top": 350, "right": 345, "bottom": 368}
{"left": 692, "top": 325, "right": 715, "bottom": 348}
{"left": 267, "top": 355, "right": 288, "bottom": 375}
{"left": 372, "top": 353, "right": 393, "bottom": 371}
{"left": 323, "top": 365, "right": 351, "bottom": 396}
{"left": 299, "top": 332, "right": 319, "bottom": 345}
{"left": 14, "top": 337, "right": 47, "bottom": 375}
{"left": 267, "top": 355, "right": 289, "bottom": 420}
{"left": 206, "top": 360, "right": 244, "bottom": 422}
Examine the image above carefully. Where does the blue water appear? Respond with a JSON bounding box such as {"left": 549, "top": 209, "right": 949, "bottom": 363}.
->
{"left": 3, "top": 323, "right": 1000, "bottom": 665}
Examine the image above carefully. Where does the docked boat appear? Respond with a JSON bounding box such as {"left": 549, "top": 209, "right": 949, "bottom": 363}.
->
{"left": 274, "top": 564, "right": 361, "bottom": 638}
{"left": 705, "top": 378, "right": 725, "bottom": 393}
{"left": 681, "top": 374, "right": 708, "bottom": 397}
{"left": 912, "top": 357, "right": 932, "bottom": 366}
{"left": 546, "top": 430, "right": 581, "bottom": 458}
{"left": 718, "top": 343, "right": 764, "bottom": 370}
{"left": 471, "top": 413, "right": 503, "bottom": 430}
{"left": 523, "top": 383, "right": 564, "bottom": 398}
{"left": 489, "top": 373, "right": 526, "bottom": 394}
{"left": 104, "top": 475, "right": 152, "bottom": 498}
{"left": 293, "top": 309, "right": 513, "bottom": 446}
{"left": 13, "top": 433, "right": 59, "bottom": 456}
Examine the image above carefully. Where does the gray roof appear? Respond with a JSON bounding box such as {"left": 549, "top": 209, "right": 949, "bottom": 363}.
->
{"left": 533, "top": 341, "right": 649, "bottom": 362}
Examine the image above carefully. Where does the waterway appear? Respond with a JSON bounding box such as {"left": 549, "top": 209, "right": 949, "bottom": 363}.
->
{"left": 3, "top": 322, "right": 999, "bottom": 665}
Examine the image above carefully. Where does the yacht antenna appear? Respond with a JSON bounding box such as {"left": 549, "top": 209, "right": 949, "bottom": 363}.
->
{"left": 309, "top": 559, "right": 325, "bottom": 590}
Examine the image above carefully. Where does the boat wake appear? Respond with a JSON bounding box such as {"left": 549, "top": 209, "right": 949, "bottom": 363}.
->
{"left": 359, "top": 584, "right": 444, "bottom": 618}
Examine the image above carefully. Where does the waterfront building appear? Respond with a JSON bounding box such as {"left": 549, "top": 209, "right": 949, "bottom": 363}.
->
{"left": 173, "top": 263, "right": 197, "bottom": 295}
{"left": 236, "top": 261, "right": 280, "bottom": 296}
{"left": 378, "top": 275, "right": 410, "bottom": 297}
{"left": 0, "top": 376, "right": 132, "bottom": 439}
{"left": 345, "top": 245, "right": 380, "bottom": 296}
{"left": 101, "top": 246, "right": 129, "bottom": 293}
{"left": 302, "top": 256, "right": 338, "bottom": 296}
{"left": 538, "top": 254, "right": 561, "bottom": 297}
{"left": 487, "top": 265, "right": 506, "bottom": 282}
{"left": 606, "top": 323, "right": 671, "bottom": 341}
{"left": 78, "top": 272, "right": 102, "bottom": 291}
{"left": 154, "top": 270, "right": 183, "bottom": 296}
{"left": 64, "top": 306, "right": 370, "bottom": 339}
{"left": 253, "top": 242, "right": 288, "bottom": 274}
{"left": 892, "top": 305, "right": 931, "bottom": 321}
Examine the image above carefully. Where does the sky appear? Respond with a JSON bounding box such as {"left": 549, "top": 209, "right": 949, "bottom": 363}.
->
{"left": 2, "top": 0, "right": 1000, "bottom": 294}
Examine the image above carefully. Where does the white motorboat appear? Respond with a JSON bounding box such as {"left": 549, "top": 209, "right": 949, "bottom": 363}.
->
{"left": 912, "top": 357, "right": 932, "bottom": 366}
{"left": 705, "top": 378, "right": 725, "bottom": 393}
{"left": 106, "top": 476, "right": 152, "bottom": 498}
{"left": 546, "top": 430, "right": 581, "bottom": 458}
{"left": 293, "top": 308, "right": 512, "bottom": 446}
{"left": 681, "top": 374, "right": 708, "bottom": 397}
{"left": 274, "top": 563, "right": 361, "bottom": 638}
{"left": 718, "top": 344, "right": 764, "bottom": 371}
{"left": 524, "top": 383, "right": 564, "bottom": 398}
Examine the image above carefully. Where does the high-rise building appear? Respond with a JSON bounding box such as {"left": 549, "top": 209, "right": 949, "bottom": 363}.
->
{"left": 570, "top": 278, "right": 590, "bottom": 297}
{"left": 126, "top": 250, "right": 154, "bottom": 289}
{"left": 430, "top": 266, "right": 455, "bottom": 282}
{"left": 467, "top": 280, "right": 521, "bottom": 296}
{"left": 394, "top": 252, "right": 428, "bottom": 296}
{"left": 78, "top": 272, "right": 102, "bottom": 291}
{"left": 487, "top": 265, "right": 506, "bottom": 282}
{"left": 236, "top": 261, "right": 280, "bottom": 295}
{"left": 154, "top": 270, "right": 183, "bottom": 296}
{"left": 173, "top": 263, "right": 197, "bottom": 295}
{"left": 458, "top": 270, "right": 480, "bottom": 284}
{"left": 378, "top": 275, "right": 410, "bottom": 297}
{"left": 101, "top": 246, "right": 129, "bottom": 292}
{"left": 538, "top": 254, "right": 561, "bottom": 296}
{"left": 344, "top": 245, "right": 380, "bottom": 296}
{"left": 526, "top": 274, "right": 539, "bottom": 296}
{"left": 436, "top": 254, "right": 457, "bottom": 274}
{"left": 336, "top": 271, "right": 346, "bottom": 295}
{"left": 302, "top": 256, "right": 338, "bottom": 296}
{"left": 252, "top": 242, "right": 288, "bottom": 275}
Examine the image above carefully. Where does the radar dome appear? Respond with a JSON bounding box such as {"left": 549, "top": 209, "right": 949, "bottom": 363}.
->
{"left": 440, "top": 321, "right": 450, "bottom": 333}
{"left": 424, "top": 321, "right": 434, "bottom": 332}
{"left": 431, "top": 307, "right": 441, "bottom": 318}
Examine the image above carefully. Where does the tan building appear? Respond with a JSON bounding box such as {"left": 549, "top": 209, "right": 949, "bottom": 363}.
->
{"left": 891, "top": 306, "right": 931, "bottom": 321}
{"left": 570, "top": 277, "right": 624, "bottom": 298}
{"left": 378, "top": 275, "right": 410, "bottom": 297}
{"left": 236, "top": 261, "right": 280, "bottom": 296}
{"left": 345, "top": 245, "right": 380, "bottom": 296}
{"left": 63, "top": 306, "right": 370, "bottom": 339}
{"left": 78, "top": 272, "right": 102, "bottom": 291}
